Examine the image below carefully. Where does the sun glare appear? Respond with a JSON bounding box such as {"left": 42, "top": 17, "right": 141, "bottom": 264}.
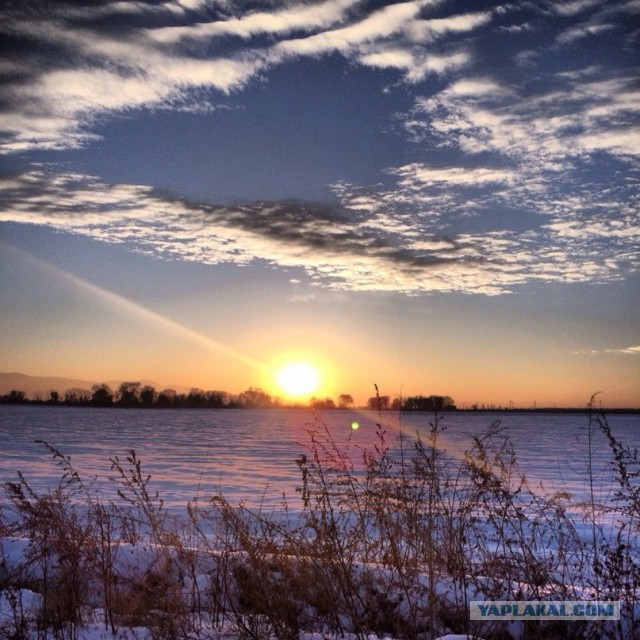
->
{"left": 276, "top": 362, "right": 321, "bottom": 398}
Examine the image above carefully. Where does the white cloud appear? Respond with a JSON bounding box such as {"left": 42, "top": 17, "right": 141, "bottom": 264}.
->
{"left": 357, "top": 46, "right": 469, "bottom": 81}
{"left": 407, "top": 69, "right": 640, "bottom": 166}
{"left": 412, "top": 52, "right": 469, "bottom": 76}
{"left": 357, "top": 47, "right": 415, "bottom": 70}
{"left": 447, "top": 78, "right": 509, "bottom": 97}
{"left": 553, "top": 0, "right": 603, "bottom": 17}
{"left": 556, "top": 22, "right": 615, "bottom": 43}
{"left": 0, "top": 0, "right": 489, "bottom": 152}
{"left": 3, "top": 169, "right": 634, "bottom": 296}
{"left": 575, "top": 345, "right": 640, "bottom": 356}
{"left": 406, "top": 11, "right": 492, "bottom": 40}
{"left": 0, "top": 0, "right": 635, "bottom": 158}
{"left": 409, "top": 239, "right": 456, "bottom": 250}
{"left": 0, "top": 56, "right": 261, "bottom": 152}
{"left": 0, "top": 9, "right": 267, "bottom": 152}
{"left": 330, "top": 60, "right": 640, "bottom": 292}
{"left": 391, "top": 164, "right": 516, "bottom": 188}
{"left": 276, "top": 0, "right": 429, "bottom": 56}
{"left": 274, "top": 1, "right": 484, "bottom": 82}
{"left": 617, "top": 346, "right": 640, "bottom": 355}
{"left": 499, "top": 23, "right": 532, "bottom": 33}
{"left": 149, "top": 0, "right": 360, "bottom": 42}
{"left": 0, "top": 0, "right": 637, "bottom": 299}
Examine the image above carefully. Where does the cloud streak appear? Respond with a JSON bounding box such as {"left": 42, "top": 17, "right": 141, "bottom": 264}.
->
{"left": 1, "top": 169, "right": 637, "bottom": 295}
{"left": 149, "top": 0, "right": 361, "bottom": 42}
{"left": 0, "top": 0, "right": 495, "bottom": 151}
{"left": 1, "top": 0, "right": 637, "bottom": 155}
{"left": 574, "top": 346, "right": 640, "bottom": 356}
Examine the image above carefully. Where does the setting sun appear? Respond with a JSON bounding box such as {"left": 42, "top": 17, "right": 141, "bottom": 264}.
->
{"left": 275, "top": 362, "right": 320, "bottom": 398}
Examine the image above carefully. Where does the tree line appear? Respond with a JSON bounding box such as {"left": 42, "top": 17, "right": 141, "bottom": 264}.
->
{"left": 366, "top": 394, "right": 456, "bottom": 412}
{"left": 0, "top": 384, "right": 456, "bottom": 411}
{"left": 0, "top": 383, "right": 271, "bottom": 409}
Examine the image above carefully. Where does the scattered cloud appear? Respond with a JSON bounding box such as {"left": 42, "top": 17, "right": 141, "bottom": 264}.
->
{"left": 1, "top": 0, "right": 637, "bottom": 154}
{"left": 148, "top": 0, "right": 360, "bottom": 43}
{"left": 406, "top": 10, "right": 492, "bottom": 40}
{"left": 553, "top": 0, "right": 640, "bottom": 44}
{"left": 0, "top": 4, "right": 269, "bottom": 151}
{"left": 0, "top": 0, "right": 500, "bottom": 151}
{"left": 0, "top": 169, "right": 637, "bottom": 295}
{"left": 390, "top": 52, "right": 639, "bottom": 269}
{"left": 574, "top": 346, "right": 640, "bottom": 356}
{"left": 553, "top": 0, "right": 603, "bottom": 17}
{"left": 406, "top": 69, "right": 640, "bottom": 163}
{"left": 556, "top": 23, "right": 615, "bottom": 44}
{"left": 610, "top": 345, "right": 640, "bottom": 355}
{"left": 0, "top": 1, "right": 637, "bottom": 298}
{"left": 390, "top": 164, "right": 517, "bottom": 188}
{"left": 276, "top": 1, "right": 429, "bottom": 56}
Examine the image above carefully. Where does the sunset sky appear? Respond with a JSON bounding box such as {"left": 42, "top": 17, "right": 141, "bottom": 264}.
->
{"left": 0, "top": 0, "right": 638, "bottom": 408}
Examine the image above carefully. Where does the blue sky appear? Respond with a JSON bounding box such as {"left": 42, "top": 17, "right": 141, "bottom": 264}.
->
{"left": 0, "top": 0, "right": 638, "bottom": 406}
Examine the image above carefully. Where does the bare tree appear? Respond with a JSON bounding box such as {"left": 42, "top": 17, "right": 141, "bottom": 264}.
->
{"left": 338, "top": 394, "right": 354, "bottom": 409}
{"left": 237, "top": 387, "right": 272, "bottom": 408}
{"left": 139, "top": 385, "right": 156, "bottom": 407}
{"left": 91, "top": 383, "right": 114, "bottom": 406}
{"left": 116, "top": 381, "right": 141, "bottom": 407}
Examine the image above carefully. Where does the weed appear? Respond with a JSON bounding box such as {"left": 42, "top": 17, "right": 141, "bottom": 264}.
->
{"left": 0, "top": 405, "right": 638, "bottom": 639}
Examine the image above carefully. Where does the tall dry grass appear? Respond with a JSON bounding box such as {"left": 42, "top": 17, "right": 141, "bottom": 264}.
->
{"left": 0, "top": 402, "right": 638, "bottom": 639}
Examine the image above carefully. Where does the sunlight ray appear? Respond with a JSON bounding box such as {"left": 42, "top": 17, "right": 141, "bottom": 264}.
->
{"left": 2, "top": 242, "right": 268, "bottom": 373}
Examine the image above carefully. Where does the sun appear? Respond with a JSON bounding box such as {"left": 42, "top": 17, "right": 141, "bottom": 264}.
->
{"left": 275, "top": 362, "right": 321, "bottom": 398}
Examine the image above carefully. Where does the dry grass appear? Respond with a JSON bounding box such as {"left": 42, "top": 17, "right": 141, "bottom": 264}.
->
{"left": 0, "top": 403, "right": 638, "bottom": 639}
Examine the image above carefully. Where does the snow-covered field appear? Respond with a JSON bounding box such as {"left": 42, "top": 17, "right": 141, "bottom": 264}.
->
{"left": 2, "top": 406, "right": 637, "bottom": 508}
{"left": 1, "top": 406, "right": 638, "bottom": 639}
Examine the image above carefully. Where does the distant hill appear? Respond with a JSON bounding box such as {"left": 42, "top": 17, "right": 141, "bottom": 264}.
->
{"left": 0, "top": 372, "right": 189, "bottom": 399}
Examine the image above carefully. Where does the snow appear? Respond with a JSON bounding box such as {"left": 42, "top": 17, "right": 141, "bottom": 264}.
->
{"left": 1, "top": 527, "right": 637, "bottom": 639}
{"left": 1, "top": 407, "right": 638, "bottom": 638}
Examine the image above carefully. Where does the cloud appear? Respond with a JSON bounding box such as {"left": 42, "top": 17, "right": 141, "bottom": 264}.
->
{"left": 553, "top": 0, "right": 603, "bottom": 17}
{"left": 1, "top": 170, "right": 483, "bottom": 293}
{"left": 0, "top": 0, "right": 635, "bottom": 156}
{"left": 278, "top": 2, "right": 490, "bottom": 81}
{"left": 553, "top": 0, "right": 640, "bottom": 44}
{"left": 0, "top": 57, "right": 260, "bottom": 152}
{"left": 0, "top": 1, "right": 373, "bottom": 152}
{"left": 406, "top": 10, "right": 492, "bottom": 40}
{"left": 371, "top": 82, "right": 639, "bottom": 285}
{"left": 274, "top": 0, "right": 430, "bottom": 60}
{"left": 0, "top": 0, "right": 497, "bottom": 151}
{"left": 407, "top": 68, "right": 640, "bottom": 163}
{"left": 0, "top": 6, "right": 267, "bottom": 152}
{"left": 357, "top": 47, "right": 470, "bottom": 82}
{"left": 1, "top": 169, "right": 637, "bottom": 295}
{"left": 575, "top": 346, "right": 640, "bottom": 356}
{"left": 331, "top": 35, "right": 640, "bottom": 290}
{"left": 616, "top": 346, "right": 640, "bottom": 355}
{"left": 0, "top": 0, "right": 637, "bottom": 299}
{"left": 556, "top": 22, "right": 615, "bottom": 43}
{"left": 390, "top": 164, "right": 517, "bottom": 188}
{"left": 149, "top": 0, "right": 360, "bottom": 42}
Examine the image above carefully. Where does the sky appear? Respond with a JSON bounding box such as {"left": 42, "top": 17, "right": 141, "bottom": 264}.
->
{"left": 0, "top": 0, "right": 638, "bottom": 408}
